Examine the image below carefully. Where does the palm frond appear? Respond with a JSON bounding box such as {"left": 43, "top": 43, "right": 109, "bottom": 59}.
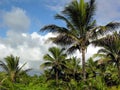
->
{"left": 62, "top": 0, "right": 82, "bottom": 30}
{"left": 49, "top": 34, "right": 74, "bottom": 46}
{"left": 17, "top": 62, "right": 27, "bottom": 73}
{"left": 97, "top": 49, "right": 109, "bottom": 54}
{"left": 40, "top": 62, "right": 53, "bottom": 69}
{"left": 49, "top": 47, "right": 60, "bottom": 59}
{"left": 92, "top": 22, "right": 120, "bottom": 38}
{"left": 55, "top": 14, "right": 75, "bottom": 31}
{"left": 43, "top": 54, "right": 54, "bottom": 61}
{"left": 67, "top": 44, "right": 80, "bottom": 54}
{"left": 86, "top": 0, "right": 96, "bottom": 26}
{"left": 0, "top": 61, "right": 9, "bottom": 72}
{"left": 105, "top": 22, "right": 120, "bottom": 30}
{"left": 23, "top": 68, "right": 32, "bottom": 73}
{"left": 40, "top": 24, "right": 69, "bottom": 33}
{"left": 93, "top": 53, "right": 107, "bottom": 59}
{"left": 19, "top": 68, "right": 32, "bottom": 75}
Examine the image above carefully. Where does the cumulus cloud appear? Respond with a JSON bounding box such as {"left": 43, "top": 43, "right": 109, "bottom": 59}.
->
{"left": 70, "top": 45, "right": 99, "bottom": 62}
{"left": 0, "top": 7, "right": 59, "bottom": 75}
{"left": 0, "top": 30, "right": 99, "bottom": 75}
{"left": 0, "top": 7, "right": 45, "bottom": 74}
{"left": 2, "top": 0, "right": 117, "bottom": 75}
{"left": 3, "top": 7, "right": 30, "bottom": 32}
{"left": 0, "top": 32, "right": 56, "bottom": 71}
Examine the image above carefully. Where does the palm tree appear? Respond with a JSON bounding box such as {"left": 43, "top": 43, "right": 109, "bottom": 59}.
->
{"left": 93, "top": 53, "right": 119, "bottom": 86}
{"left": 0, "top": 55, "right": 30, "bottom": 82}
{"left": 40, "top": 47, "right": 67, "bottom": 85}
{"left": 86, "top": 57, "right": 98, "bottom": 77}
{"left": 92, "top": 32, "right": 120, "bottom": 80}
{"left": 40, "top": 0, "right": 120, "bottom": 80}
{"left": 66, "top": 57, "right": 81, "bottom": 80}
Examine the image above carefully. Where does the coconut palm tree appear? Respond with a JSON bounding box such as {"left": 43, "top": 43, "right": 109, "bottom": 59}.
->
{"left": 0, "top": 55, "right": 30, "bottom": 82}
{"left": 92, "top": 32, "right": 120, "bottom": 80}
{"left": 66, "top": 57, "right": 81, "bottom": 80}
{"left": 92, "top": 53, "right": 119, "bottom": 85}
{"left": 40, "top": 0, "right": 120, "bottom": 80}
{"left": 86, "top": 57, "right": 98, "bottom": 77}
{"left": 40, "top": 47, "right": 67, "bottom": 85}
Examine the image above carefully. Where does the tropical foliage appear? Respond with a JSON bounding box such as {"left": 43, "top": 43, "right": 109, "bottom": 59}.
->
{"left": 40, "top": 0, "right": 120, "bottom": 80}
{"left": 0, "top": 0, "right": 120, "bottom": 90}
{"left": 0, "top": 55, "right": 30, "bottom": 83}
{"left": 40, "top": 46, "right": 67, "bottom": 85}
{"left": 92, "top": 32, "right": 120, "bottom": 81}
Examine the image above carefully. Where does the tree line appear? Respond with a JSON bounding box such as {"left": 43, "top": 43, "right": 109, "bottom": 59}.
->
{"left": 0, "top": 0, "right": 120, "bottom": 89}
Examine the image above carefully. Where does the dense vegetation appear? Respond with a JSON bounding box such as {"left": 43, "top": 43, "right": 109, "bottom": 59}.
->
{"left": 0, "top": 0, "right": 120, "bottom": 90}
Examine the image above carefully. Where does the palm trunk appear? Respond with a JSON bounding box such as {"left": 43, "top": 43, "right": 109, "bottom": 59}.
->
{"left": 82, "top": 48, "right": 86, "bottom": 81}
{"left": 11, "top": 73, "right": 16, "bottom": 83}
{"left": 56, "top": 71, "right": 58, "bottom": 85}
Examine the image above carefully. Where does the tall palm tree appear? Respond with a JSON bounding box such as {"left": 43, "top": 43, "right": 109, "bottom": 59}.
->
{"left": 40, "top": 0, "right": 120, "bottom": 80}
{"left": 92, "top": 32, "right": 120, "bottom": 80}
{"left": 40, "top": 47, "right": 67, "bottom": 85}
{"left": 0, "top": 55, "right": 30, "bottom": 82}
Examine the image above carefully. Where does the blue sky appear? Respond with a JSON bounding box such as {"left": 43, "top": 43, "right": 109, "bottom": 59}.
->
{"left": 1, "top": 0, "right": 120, "bottom": 36}
{"left": 0, "top": 0, "right": 120, "bottom": 75}
{"left": 0, "top": 0, "right": 68, "bottom": 36}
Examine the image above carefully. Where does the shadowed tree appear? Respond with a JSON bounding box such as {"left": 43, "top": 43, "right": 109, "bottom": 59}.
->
{"left": 92, "top": 32, "right": 120, "bottom": 80}
{"left": 0, "top": 55, "right": 31, "bottom": 82}
{"left": 40, "top": 0, "right": 120, "bottom": 80}
{"left": 86, "top": 57, "right": 98, "bottom": 77}
{"left": 40, "top": 47, "right": 67, "bottom": 85}
{"left": 66, "top": 57, "right": 81, "bottom": 80}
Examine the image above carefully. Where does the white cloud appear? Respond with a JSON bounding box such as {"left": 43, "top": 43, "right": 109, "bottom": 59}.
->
{"left": 0, "top": 32, "right": 56, "bottom": 71}
{"left": 0, "top": 30, "right": 99, "bottom": 74}
{"left": 3, "top": 7, "right": 30, "bottom": 32}
{"left": 0, "top": 7, "right": 57, "bottom": 73}
{"left": 71, "top": 45, "right": 99, "bottom": 62}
